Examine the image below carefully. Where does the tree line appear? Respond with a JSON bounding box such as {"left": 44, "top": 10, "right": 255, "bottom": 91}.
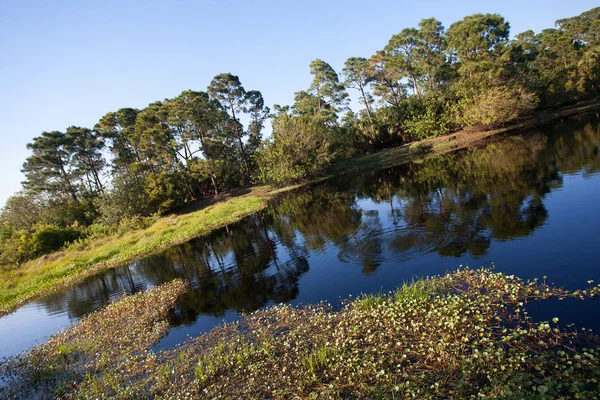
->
{"left": 1, "top": 7, "right": 599, "bottom": 264}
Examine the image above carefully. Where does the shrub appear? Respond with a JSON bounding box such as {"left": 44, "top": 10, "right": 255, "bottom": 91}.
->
{"left": 258, "top": 115, "right": 336, "bottom": 183}
{"left": 17, "top": 225, "right": 82, "bottom": 261}
{"left": 454, "top": 85, "right": 539, "bottom": 129}
{"left": 96, "top": 173, "right": 162, "bottom": 226}
{"left": 402, "top": 96, "right": 455, "bottom": 140}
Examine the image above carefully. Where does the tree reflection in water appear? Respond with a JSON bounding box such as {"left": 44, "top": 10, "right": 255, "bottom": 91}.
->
{"left": 35, "top": 113, "right": 600, "bottom": 332}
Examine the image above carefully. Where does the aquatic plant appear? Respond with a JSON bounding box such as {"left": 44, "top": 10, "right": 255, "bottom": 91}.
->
{"left": 0, "top": 279, "right": 188, "bottom": 399}
{"left": 3, "top": 268, "right": 600, "bottom": 399}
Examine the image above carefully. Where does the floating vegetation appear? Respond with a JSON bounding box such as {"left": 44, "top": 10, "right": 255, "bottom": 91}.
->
{"left": 0, "top": 279, "right": 188, "bottom": 399}
{"left": 3, "top": 269, "right": 600, "bottom": 399}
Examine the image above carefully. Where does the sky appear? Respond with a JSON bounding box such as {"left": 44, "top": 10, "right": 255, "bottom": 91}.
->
{"left": 0, "top": 0, "right": 598, "bottom": 206}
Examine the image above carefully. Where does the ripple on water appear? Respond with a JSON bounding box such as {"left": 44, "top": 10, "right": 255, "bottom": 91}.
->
{"left": 337, "top": 225, "right": 453, "bottom": 266}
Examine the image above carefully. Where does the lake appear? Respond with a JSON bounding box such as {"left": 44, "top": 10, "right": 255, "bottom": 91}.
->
{"left": 1, "top": 112, "right": 600, "bottom": 360}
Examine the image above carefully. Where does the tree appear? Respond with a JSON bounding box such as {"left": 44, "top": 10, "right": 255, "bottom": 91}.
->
{"left": 308, "top": 59, "right": 348, "bottom": 117}
{"left": 291, "top": 90, "right": 322, "bottom": 117}
{"left": 447, "top": 13, "right": 510, "bottom": 78}
{"left": 132, "top": 101, "right": 193, "bottom": 208}
{"left": 368, "top": 50, "right": 406, "bottom": 108}
{"left": 244, "top": 90, "right": 270, "bottom": 170}
{"left": 447, "top": 13, "right": 510, "bottom": 62}
{"left": 0, "top": 192, "right": 44, "bottom": 231}
{"left": 385, "top": 28, "right": 423, "bottom": 96}
{"left": 170, "top": 90, "right": 229, "bottom": 194}
{"left": 94, "top": 108, "right": 140, "bottom": 174}
{"left": 342, "top": 57, "right": 375, "bottom": 120}
{"left": 556, "top": 7, "right": 600, "bottom": 47}
{"left": 134, "top": 101, "right": 176, "bottom": 172}
{"left": 258, "top": 115, "right": 336, "bottom": 183}
{"left": 22, "top": 131, "right": 81, "bottom": 203}
{"left": 209, "top": 73, "right": 268, "bottom": 185}
{"left": 65, "top": 126, "right": 106, "bottom": 195}
{"left": 415, "top": 18, "right": 448, "bottom": 90}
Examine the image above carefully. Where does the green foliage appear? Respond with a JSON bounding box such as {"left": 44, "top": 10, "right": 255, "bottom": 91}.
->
{"left": 3, "top": 6, "right": 600, "bottom": 271}
{"left": 402, "top": 95, "right": 454, "bottom": 139}
{"left": 337, "top": 110, "right": 370, "bottom": 158}
{"left": 385, "top": 27, "right": 423, "bottom": 96}
{"left": 0, "top": 224, "right": 82, "bottom": 264}
{"left": 291, "top": 59, "right": 348, "bottom": 125}
{"left": 446, "top": 13, "right": 510, "bottom": 63}
{"left": 0, "top": 193, "right": 44, "bottom": 231}
{"left": 0, "top": 191, "right": 95, "bottom": 265}
{"left": 453, "top": 84, "right": 539, "bottom": 128}
{"left": 145, "top": 170, "right": 188, "bottom": 214}
{"left": 22, "top": 131, "right": 83, "bottom": 203}
{"left": 19, "top": 225, "right": 82, "bottom": 259}
{"left": 208, "top": 73, "right": 269, "bottom": 185}
{"left": 94, "top": 108, "right": 140, "bottom": 173}
{"left": 95, "top": 174, "right": 155, "bottom": 226}
{"left": 307, "top": 59, "right": 348, "bottom": 118}
{"left": 258, "top": 114, "right": 336, "bottom": 183}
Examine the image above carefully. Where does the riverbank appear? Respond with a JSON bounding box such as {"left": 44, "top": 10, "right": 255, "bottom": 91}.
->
{"left": 2, "top": 268, "right": 600, "bottom": 399}
{"left": 0, "top": 193, "right": 270, "bottom": 316}
{"left": 1, "top": 99, "right": 599, "bottom": 317}
{"left": 330, "top": 98, "right": 600, "bottom": 176}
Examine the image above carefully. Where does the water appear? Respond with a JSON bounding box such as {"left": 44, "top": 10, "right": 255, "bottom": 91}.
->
{"left": 1, "top": 113, "right": 600, "bottom": 359}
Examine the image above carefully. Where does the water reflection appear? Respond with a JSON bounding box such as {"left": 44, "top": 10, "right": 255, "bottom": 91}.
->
{"left": 270, "top": 132, "right": 561, "bottom": 274}
{"left": 2, "top": 113, "right": 600, "bottom": 358}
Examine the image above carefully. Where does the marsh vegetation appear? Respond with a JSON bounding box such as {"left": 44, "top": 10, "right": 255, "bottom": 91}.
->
{"left": 2, "top": 269, "right": 600, "bottom": 399}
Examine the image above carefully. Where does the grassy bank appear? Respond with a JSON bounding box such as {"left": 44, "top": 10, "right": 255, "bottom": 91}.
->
{"left": 0, "top": 192, "right": 269, "bottom": 316}
{"left": 1, "top": 99, "right": 599, "bottom": 317}
{"left": 2, "top": 268, "right": 600, "bottom": 399}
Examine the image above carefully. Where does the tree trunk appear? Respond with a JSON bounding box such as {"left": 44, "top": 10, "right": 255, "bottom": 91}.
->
{"left": 229, "top": 106, "right": 251, "bottom": 185}
{"left": 210, "top": 173, "right": 219, "bottom": 195}
{"left": 198, "top": 134, "right": 221, "bottom": 195}
{"left": 411, "top": 73, "right": 420, "bottom": 97}
{"left": 236, "top": 133, "right": 252, "bottom": 185}
{"left": 86, "top": 155, "right": 104, "bottom": 195}
{"left": 359, "top": 86, "right": 373, "bottom": 120}
{"left": 359, "top": 85, "right": 377, "bottom": 138}
{"left": 58, "top": 161, "right": 79, "bottom": 203}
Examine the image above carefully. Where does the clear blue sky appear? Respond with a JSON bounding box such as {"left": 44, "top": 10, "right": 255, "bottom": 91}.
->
{"left": 0, "top": 0, "right": 597, "bottom": 206}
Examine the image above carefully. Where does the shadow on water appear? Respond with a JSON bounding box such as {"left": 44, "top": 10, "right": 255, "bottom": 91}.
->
{"left": 2, "top": 112, "right": 600, "bottom": 358}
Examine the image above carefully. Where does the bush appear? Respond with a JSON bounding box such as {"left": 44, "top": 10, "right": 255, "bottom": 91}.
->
{"left": 258, "top": 115, "right": 336, "bottom": 183}
{"left": 454, "top": 85, "right": 538, "bottom": 129}
{"left": 96, "top": 173, "right": 163, "bottom": 226}
{"left": 16, "top": 225, "right": 82, "bottom": 261}
{"left": 402, "top": 96, "right": 455, "bottom": 140}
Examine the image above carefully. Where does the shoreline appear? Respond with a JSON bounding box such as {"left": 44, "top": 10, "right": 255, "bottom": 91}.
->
{"left": 4, "top": 268, "right": 600, "bottom": 398}
{"left": 1, "top": 98, "right": 599, "bottom": 318}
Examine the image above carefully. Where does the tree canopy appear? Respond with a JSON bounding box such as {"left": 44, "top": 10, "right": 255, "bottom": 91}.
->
{"left": 2, "top": 6, "right": 600, "bottom": 265}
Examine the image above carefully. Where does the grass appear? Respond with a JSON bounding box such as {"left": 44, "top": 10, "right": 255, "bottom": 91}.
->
{"left": 2, "top": 98, "right": 599, "bottom": 317}
{"left": 0, "top": 191, "right": 270, "bottom": 316}
{"left": 2, "top": 268, "right": 600, "bottom": 399}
